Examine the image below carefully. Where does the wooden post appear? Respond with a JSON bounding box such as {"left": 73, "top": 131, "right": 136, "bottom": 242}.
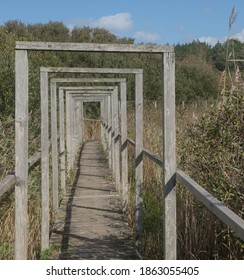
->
{"left": 51, "top": 82, "right": 59, "bottom": 211}
{"left": 121, "top": 80, "right": 128, "bottom": 212}
{"left": 163, "top": 52, "right": 177, "bottom": 260}
{"left": 15, "top": 50, "right": 28, "bottom": 259}
{"left": 114, "top": 87, "right": 120, "bottom": 191}
{"left": 81, "top": 101, "right": 84, "bottom": 145}
{"left": 59, "top": 89, "right": 66, "bottom": 194}
{"left": 66, "top": 93, "right": 72, "bottom": 172}
{"left": 135, "top": 71, "right": 143, "bottom": 250}
{"left": 111, "top": 90, "right": 115, "bottom": 175}
{"left": 40, "top": 70, "right": 50, "bottom": 251}
{"left": 77, "top": 100, "right": 83, "bottom": 148}
{"left": 107, "top": 95, "right": 112, "bottom": 169}
{"left": 100, "top": 99, "right": 105, "bottom": 150}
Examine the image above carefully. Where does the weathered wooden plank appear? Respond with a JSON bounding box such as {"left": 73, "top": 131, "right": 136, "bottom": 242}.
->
{"left": 113, "top": 87, "right": 120, "bottom": 191}
{"left": 100, "top": 99, "right": 105, "bottom": 151}
{"left": 41, "top": 67, "right": 143, "bottom": 74}
{"left": 135, "top": 71, "right": 144, "bottom": 251}
{"left": 60, "top": 86, "right": 115, "bottom": 90}
{"left": 107, "top": 96, "right": 112, "bottom": 169}
{"left": 143, "top": 149, "right": 163, "bottom": 167}
{"left": 162, "top": 52, "right": 177, "bottom": 260}
{"left": 120, "top": 81, "right": 128, "bottom": 212}
{"left": 59, "top": 89, "right": 66, "bottom": 194}
{"left": 0, "top": 175, "right": 16, "bottom": 199}
{"left": 15, "top": 49, "right": 28, "bottom": 260}
{"left": 40, "top": 70, "right": 50, "bottom": 251}
{"left": 66, "top": 93, "right": 72, "bottom": 172}
{"left": 176, "top": 169, "right": 244, "bottom": 241}
{"left": 51, "top": 82, "right": 59, "bottom": 211}
{"left": 16, "top": 41, "right": 174, "bottom": 53}
{"left": 53, "top": 78, "right": 126, "bottom": 83}
{"left": 127, "top": 138, "right": 135, "bottom": 147}
{"left": 28, "top": 149, "right": 41, "bottom": 168}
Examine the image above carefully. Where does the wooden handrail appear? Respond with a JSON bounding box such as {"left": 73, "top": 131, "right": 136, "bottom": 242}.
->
{"left": 123, "top": 138, "right": 244, "bottom": 241}
{"left": 0, "top": 143, "right": 50, "bottom": 200}
{"left": 176, "top": 169, "right": 244, "bottom": 241}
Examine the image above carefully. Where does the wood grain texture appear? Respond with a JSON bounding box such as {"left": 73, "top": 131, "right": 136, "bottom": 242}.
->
{"left": 15, "top": 50, "right": 28, "bottom": 260}
{"left": 40, "top": 70, "right": 50, "bottom": 251}
{"left": 163, "top": 52, "right": 177, "bottom": 260}
{"left": 16, "top": 41, "right": 174, "bottom": 53}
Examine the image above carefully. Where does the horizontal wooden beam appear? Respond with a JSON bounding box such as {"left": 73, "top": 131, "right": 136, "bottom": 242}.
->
{"left": 0, "top": 174, "right": 15, "bottom": 199}
{"left": 16, "top": 42, "right": 174, "bottom": 53}
{"left": 60, "top": 86, "right": 116, "bottom": 90}
{"left": 127, "top": 138, "right": 135, "bottom": 148}
{"left": 143, "top": 148, "right": 163, "bottom": 167}
{"left": 41, "top": 67, "right": 143, "bottom": 74}
{"left": 176, "top": 169, "right": 244, "bottom": 241}
{"left": 52, "top": 78, "right": 126, "bottom": 83}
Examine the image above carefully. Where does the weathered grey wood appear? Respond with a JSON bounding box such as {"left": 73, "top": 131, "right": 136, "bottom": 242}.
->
{"left": 58, "top": 89, "right": 66, "bottom": 194}
{"left": 42, "top": 67, "right": 143, "bottom": 74}
{"left": 143, "top": 149, "right": 163, "bottom": 167}
{"left": 28, "top": 149, "right": 41, "bottom": 168}
{"left": 67, "top": 92, "right": 111, "bottom": 169}
{"left": 176, "top": 169, "right": 244, "bottom": 241}
{"left": 113, "top": 87, "right": 120, "bottom": 191}
{"left": 15, "top": 50, "right": 28, "bottom": 260}
{"left": 40, "top": 70, "right": 50, "bottom": 251}
{"left": 100, "top": 99, "right": 105, "bottom": 151}
{"left": 121, "top": 81, "right": 128, "bottom": 212}
{"left": 107, "top": 95, "right": 112, "bottom": 169}
{"left": 66, "top": 94, "right": 72, "bottom": 172}
{"left": 53, "top": 78, "right": 126, "bottom": 83}
{"left": 60, "top": 86, "right": 115, "bottom": 90}
{"left": 127, "top": 138, "right": 135, "bottom": 147}
{"left": 0, "top": 175, "right": 16, "bottom": 199}
{"left": 16, "top": 41, "right": 174, "bottom": 53}
{"left": 162, "top": 52, "right": 177, "bottom": 260}
{"left": 135, "top": 72, "right": 144, "bottom": 251}
{"left": 51, "top": 82, "right": 59, "bottom": 211}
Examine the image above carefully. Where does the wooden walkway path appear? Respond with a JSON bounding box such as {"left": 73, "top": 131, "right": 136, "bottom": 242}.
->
{"left": 50, "top": 141, "right": 138, "bottom": 260}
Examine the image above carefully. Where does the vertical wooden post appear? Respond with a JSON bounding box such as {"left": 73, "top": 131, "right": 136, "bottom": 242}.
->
{"left": 77, "top": 100, "right": 82, "bottom": 148}
{"left": 107, "top": 96, "right": 112, "bottom": 168}
{"left": 66, "top": 93, "right": 72, "bottom": 172}
{"left": 103, "top": 97, "right": 108, "bottom": 153}
{"left": 81, "top": 101, "right": 84, "bottom": 145}
{"left": 121, "top": 81, "right": 128, "bottom": 212}
{"left": 135, "top": 71, "right": 143, "bottom": 250}
{"left": 163, "top": 52, "right": 177, "bottom": 260}
{"left": 73, "top": 99, "right": 79, "bottom": 158}
{"left": 40, "top": 70, "right": 49, "bottom": 251}
{"left": 15, "top": 50, "right": 28, "bottom": 259}
{"left": 59, "top": 89, "right": 66, "bottom": 194}
{"left": 51, "top": 82, "right": 58, "bottom": 211}
{"left": 70, "top": 97, "right": 75, "bottom": 168}
{"left": 100, "top": 99, "right": 105, "bottom": 151}
{"left": 111, "top": 90, "right": 115, "bottom": 175}
{"left": 114, "top": 87, "right": 120, "bottom": 191}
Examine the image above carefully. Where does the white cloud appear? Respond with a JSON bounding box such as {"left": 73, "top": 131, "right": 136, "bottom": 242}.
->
{"left": 66, "top": 13, "right": 133, "bottom": 33}
{"left": 230, "top": 28, "right": 244, "bottom": 42}
{"left": 198, "top": 28, "right": 244, "bottom": 46}
{"left": 93, "top": 13, "right": 132, "bottom": 32}
{"left": 134, "top": 31, "right": 161, "bottom": 43}
{"left": 198, "top": 36, "right": 221, "bottom": 46}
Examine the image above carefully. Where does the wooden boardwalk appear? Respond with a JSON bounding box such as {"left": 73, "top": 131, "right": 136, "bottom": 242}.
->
{"left": 50, "top": 141, "right": 138, "bottom": 260}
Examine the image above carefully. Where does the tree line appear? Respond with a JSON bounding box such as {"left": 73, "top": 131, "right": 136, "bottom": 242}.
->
{"left": 0, "top": 20, "right": 243, "bottom": 119}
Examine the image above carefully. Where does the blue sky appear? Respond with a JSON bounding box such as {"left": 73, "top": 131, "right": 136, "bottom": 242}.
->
{"left": 0, "top": 0, "right": 243, "bottom": 45}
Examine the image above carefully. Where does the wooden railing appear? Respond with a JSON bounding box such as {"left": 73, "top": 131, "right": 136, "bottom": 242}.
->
{"left": 0, "top": 148, "right": 42, "bottom": 199}
{"left": 126, "top": 137, "right": 244, "bottom": 241}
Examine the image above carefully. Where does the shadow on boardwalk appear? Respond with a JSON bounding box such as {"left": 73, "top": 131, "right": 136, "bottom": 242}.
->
{"left": 50, "top": 141, "right": 138, "bottom": 260}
